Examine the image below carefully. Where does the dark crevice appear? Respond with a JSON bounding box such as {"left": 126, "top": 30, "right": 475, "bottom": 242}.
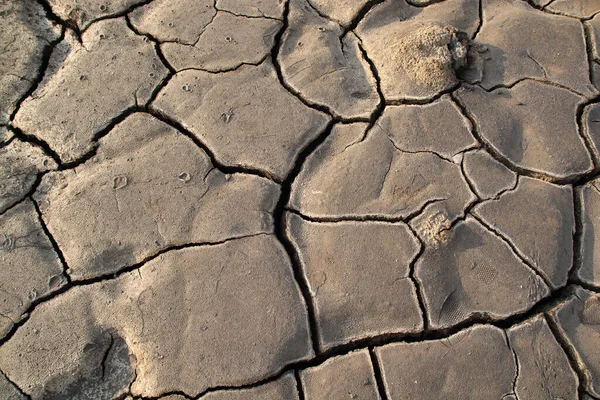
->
{"left": 285, "top": 196, "right": 449, "bottom": 226}
{"left": 273, "top": 118, "right": 339, "bottom": 355}
{"left": 570, "top": 187, "right": 584, "bottom": 282}
{"left": 0, "top": 368, "right": 31, "bottom": 400}
{"left": 544, "top": 314, "right": 591, "bottom": 398}
{"left": 387, "top": 83, "right": 460, "bottom": 106}
{"left": 405, "top": 224, "right": 430, "bottom": 332}
{"left": 504, "top": 331, "right": 520, "bottom": 400}
{"left": 342, "top": 0, "right": 385, "bottom": 36}
{"left": 368, "top": 347, "right": 389, "bottom": 400}
{"left": 100, "top": 333, "right": 115, "bottom": 381}
{"left": 576, "top": 96, "right": 600, "bottom": 170}
{"left": 305, "top": 0, "right": 333, "bottom": 22}
{"left": 9, "top": 126, "right": 63, "bottom": 168}
{"left": 147, "top": 107, "right": 282, "bottom": 183}
{"left": 460, "top": 155, "right": 483, "bottom": 201}
{"left": 406, "top": 0, "right": 446, "bottom": 7}
{"left": 356, "top": 38, "right": 386, "bottom": 135}
{"left": 124, "top": 15, "right": 176, "bottom": 74}
{"left": 31, "top": 198, "right": 73, "bottom": 285}
{"left": 196, "top": 283, "right": 583, "bottom": 398}
{"left": 471, "top": 0, "right": 484, "bottom": 40}
{"left": 77, "top": 0, "right": 155, "bottom": 35}
{"left": 568, "top": 278, "right": 600, "bottom": 293}
{"left": 0, "top": 232, "right": 268, "bottom": 347}
{"left": 471, "top": 212, "right": 555, "bottom": 290}
{"left": 34, "top": 0, "right": 81, "bottom": 38}
{"left": 270, "top": 1, "right": 336, "bottom": 119}
{"left": 582, "top": 22, "right": 596, "bottom": 88}
{"left": 450, "top": 91, "right": 596, "bottom": 185}
{"left": 294, "top": 370, "right": 306, "bottom": 400}
{"left": 8, "top": 26, "right": 65, "bottom": 123}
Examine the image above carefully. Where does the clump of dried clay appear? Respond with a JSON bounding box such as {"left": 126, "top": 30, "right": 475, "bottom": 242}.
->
{"left": 384, "top": 24, "right": 468, "bottom": 89}
{"left": 416, "top": 212, "right": 452, "bottom": 248}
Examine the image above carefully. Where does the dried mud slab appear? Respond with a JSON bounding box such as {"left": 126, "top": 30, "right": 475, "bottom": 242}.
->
{"left": 473, "top": 177, "right": 574, "bottom": 289}
{"left": 0, "top": 235, "right": 312, "bottom": 398}
{"left": 577, "top": 179, "right": 600, "bottom": 286}
{"left": 377, "top": 95, "right": 478, "bottom": 160}
{"left": 455, "top": 81, "right": 594, "bottom": 179}
{"left": 153, "top": 61, "right": 329, "bottom": 180}
{"left": 13, "top": 18, "right": 168, "bottom": 164}
{"left": 477, "top": 0, "right": 594, "bottom": 96}
{"left": 356, "top": 0, "right": 479, "bottom": 101}
{"left": 376, "top": 325, "right": 516, "bottom": 399}
{"left": 0, "top": 127, "right": 12, "bottom": 146}
{"left": 286, "top": 213, "right": 423, "bottom": 349}
{"left": 507, "top": 315, "right": 579, "bottom": 400}
{"left": 0, "top": 200, "right": 66, "bottom": 340}
{"left": 300, "top": 350, "right": 380, "bottom": 399}
{"left": 0, "top": 0, "right": 60, "bottom": 125}
{"left": 278, "top": 0, "right": 379, "bottom": 119}
{"left": 129, "top": 0, "right": 216, "bottom": 45}
{"left": 550, "top": 287, "right": 600, "bottom": 397}
{"left": 34, "top": 113, "right": 279, "bottom": 280}
{"left": 200, "top": 373, "right": 299, "bottom": 399}
{"left": 289, "top": 123, "right": 476, "bottom": 224}
{"left": 462, "top": 149, "right": 517, "bottom": 200}
{"left": 307, "top": 0, "right": 370, "bottom": 27}
{"left": 546, "top": 0, "right": 600, "bottom": 18}
{"left": 0, "top": 139, "right": 57, "bottom": 214}
{"left": 415, "top": 216, "right": 549, "bottom": 329}
{"left": 47, "top": 0, "right": 146, "bottom": 30}
{"left": 215, "top": 0, "right": 285, "bottom": 19}
{"left": 161, "top": 12, "right": 281, "bottom": 72}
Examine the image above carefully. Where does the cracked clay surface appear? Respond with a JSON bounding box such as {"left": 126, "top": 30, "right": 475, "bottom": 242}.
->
{"left": 1, "top": 0, "right": 600, "bottom": 399}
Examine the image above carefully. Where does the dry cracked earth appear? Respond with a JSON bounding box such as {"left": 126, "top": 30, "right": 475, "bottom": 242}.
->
{"left": 2, "top": 0, "right": 600, "bottom": 399}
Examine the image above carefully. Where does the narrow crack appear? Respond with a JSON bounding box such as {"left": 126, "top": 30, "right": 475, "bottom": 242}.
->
{"left": 504, "top": 330, "right": 521, "bottom": 400}
{"left": 405, "top": 224, "right": 430, "bottom": 332}
{"left": 544, "top": 313, "right": 592, "bottom": 398}
{"left": 215, "top": 8, "right": 282, "bottom": 21}
{"left": 32, "top": 198, "right": 72, "bottom": 285}
{"left": 570, "top": 186, "right": 584, "bottom": 282}
{"left": 356, "top": 37, "right": 386, "bottom": 133}
{"left": 284, "top": 196, "right": 449, "bottom": 226}
{"left": 0, "top": 368, "right": 31, "bottom": 400}
{"left": 34, "top": 0, "right": 80, "bottom": 37}
{"left": 387, "top": 83, "right": 460, "bottom": 106}
{"left": 471, "top": 212, "right": 555, "bottom": 290}
{"left": 147, "top": 108, "right": 281, "bottom": 183}
{"left": 8, "top": 26, "right": 65, "bottom": 123}
{"left": 9, "top": 125, "right": 63, "bottom": 168}
{"left": 342, "top": 0, "right": 385, "bottom": 37}
{"left": 294, "top": 370, "right": 306, "bottom": 400}
{"left": 576, "top": 96, "right": 600, "bottom": 170}
{"left": 270, "top": 0, "right": 337, "bottom": 119}
{"left": 100, "top": 333, "right": 115, "bottom": 381}
{"left": 450, "top": 90, "right": 595, "bottom": 185}
{"left": 0, "top": 232, "right": 269, "bottom": 347}
{"left": 77, "top": 0, "right": 156, "bottom": 35}
{"left": 472, "top": 0, "right": 484, "bottom": 40}
{"left": 368, "top": 347, "right": 389, "bottom": 400}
